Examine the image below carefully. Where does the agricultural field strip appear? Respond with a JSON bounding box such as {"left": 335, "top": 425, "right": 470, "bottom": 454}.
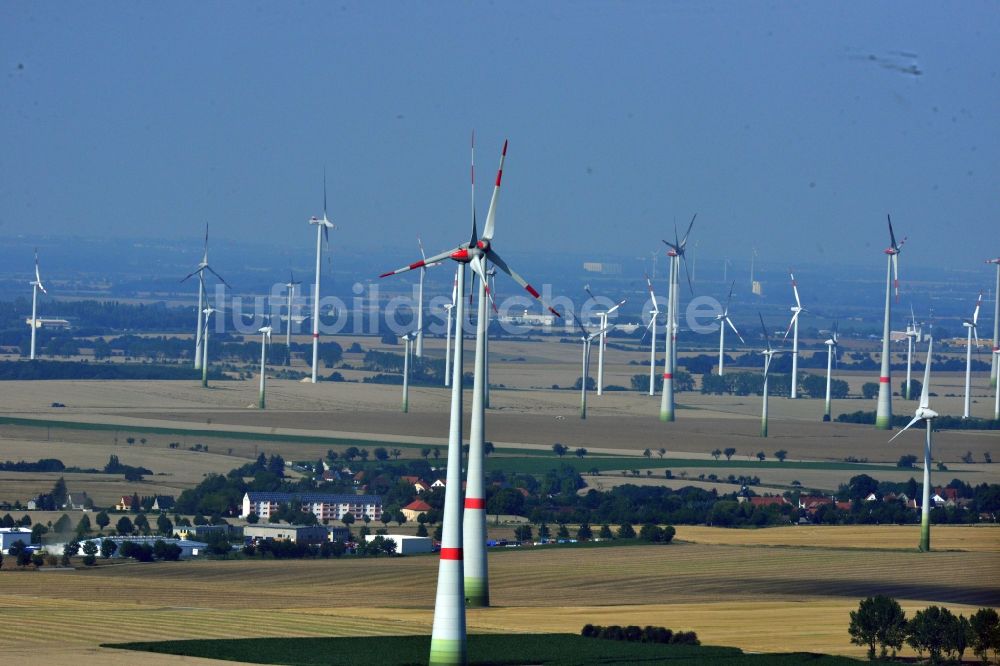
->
{"left": 0, "top": 415, "right": 913, "bottom": 474}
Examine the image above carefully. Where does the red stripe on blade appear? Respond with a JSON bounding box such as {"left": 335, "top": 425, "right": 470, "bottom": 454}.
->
{"left": 525, "top": 285, "right": 540, "bottom": 298}
{"left": 496, "top": 169, "right": 503, "bottom": 187}
{"left": 313, "top": 333, "right": 320, "bottom": 338}
{"left": 879, "top": 376, "right": 890, "bottom": 383}
{"left": 379, "top": 271, "right": 394, "bottom": 278}
{"left": 502, "top": 139, "right": 508, "bottom": 155}
{"left": 464, "top": 498, "right": 485, "bottom": 509}
{"left": 409, "top": 260, "right": 426, "bottom": 270}
{"left": 440, "top": 547, "right": 463, "bottom": 561}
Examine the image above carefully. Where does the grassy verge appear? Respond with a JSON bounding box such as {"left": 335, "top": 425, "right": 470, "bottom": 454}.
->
{"left": 104, "top": 634, "right": 862, "bottom": 665}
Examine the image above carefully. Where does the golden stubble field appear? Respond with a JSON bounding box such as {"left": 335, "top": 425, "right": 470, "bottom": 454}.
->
{"left": 0, "top": 526, "right": 997, "bottom": 665}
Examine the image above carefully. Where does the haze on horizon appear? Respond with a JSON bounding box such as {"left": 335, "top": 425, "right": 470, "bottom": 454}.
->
{"left": 2, "top": 2, "right": 997, "bottom": 272}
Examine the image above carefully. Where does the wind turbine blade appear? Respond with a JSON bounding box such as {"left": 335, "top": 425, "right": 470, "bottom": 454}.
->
{"left": 379, "top": 247, "right": 461, "bottom": 277}
{"left": 482, "top": 139, "right": 507, "bottom": 242}
{"left": 887, "top": 214, "right": 897, "bottom": 249}
{"left": 323, "top": 167, "right": 328, "bottom": 218}
{"left": 789, "top": 271, "right": 801, "bottom": 308}
{"left": 758, "top": 312, "right": 772, "bottom": 351}
{"left": 724, "top": 280, "right": 735, "bottom": 314}
{"left": 888, "top": 415, "right": 922, "bottom": 443}
{"left": 568, "top": 311, "right": 590, "bottom": 340}
{"left": 417, "top": 237, "right": 427, "bottom": 262}
{"left": 205, "top": 265, "right": 231, "bottom": 289}
{"left": 181, "top": 268, "right": 202, "bottom": 283}
{"left": 607, "top": 298, "right": 627, "bottom": 315}
{"left": 584, "top": 284, "right": 597, "bottom": 302}
{"left": 682, "top": 255, "right": 694, "bottom": 294}
{"left": 725, "top": 317, "right": 745, "bottom": 344}
{"left": 645, "top": 273, "right": 658, "bottom": 308}
{"left": 782, "top": 310, "right": 799, "bottom": 342}
{"left": 919, "top": 337, "right": 933, "bottom": 409}
{"left": 469, "top": 130, "right": 478, "bottom": 248}
{"left": 973, "top": 291, "right": 983, "bottom": 325}
{"left": 763, "top": 353, "right": 772, "bottom": 380}
{"left": 487, "top": 248, "right": 561, "bottom": 317}
{"left": 588, "top": 324, "right": 614, "bottom": 342}
{"left": 681, "top": 213, "right": 697, "bottom": 247}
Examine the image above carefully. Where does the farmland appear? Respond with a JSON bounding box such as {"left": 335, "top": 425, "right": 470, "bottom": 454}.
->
{"left": 0, "top": 529, "right": 997, "bottom": 665}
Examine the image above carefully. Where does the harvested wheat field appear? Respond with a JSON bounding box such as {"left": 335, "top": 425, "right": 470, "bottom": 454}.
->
{"left": 1, "top": 532, "right": 998, "bottom": 664}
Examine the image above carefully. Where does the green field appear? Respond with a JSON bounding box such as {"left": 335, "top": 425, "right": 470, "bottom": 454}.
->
{"left": 106, "top": 634, "right": 862, "bottom": 665}
{"left": 485, "top": 454, "right": 895, "bottom": 476}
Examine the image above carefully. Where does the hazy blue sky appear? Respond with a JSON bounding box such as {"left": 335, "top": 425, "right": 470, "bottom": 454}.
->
{"left": 2, "top": 2, "right": 997, "bottom": 272}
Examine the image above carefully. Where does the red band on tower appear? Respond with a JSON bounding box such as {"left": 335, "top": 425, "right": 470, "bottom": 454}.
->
{"left": 440, "top": 547, "right": 463, "bottom": 561}
{"left": 464, "top": 498, "right": 485, "bottom": 509}
{"left": 879, "top": 376, "right": 890, "bottom": 383}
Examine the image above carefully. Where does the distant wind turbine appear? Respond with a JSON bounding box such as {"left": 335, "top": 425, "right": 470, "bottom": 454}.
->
{"left": 443, "top": 266, "right": 458, "bottom": 387}
{"left": 715, "top": 280, "right": 744, "bottom": 376}
{"left": 660, "top": 214, "right": 696, "bottom": 422}
{"left": 962, "top": 292, "right": 983, "bottom": 419}
{"left": 571, "top": 314, "right": 613, "bottom": 420}
{"left": 200, "top": 306, "right": 220, "bottom": 388}
{"left": 283, "top": 271, "right": 301, "bottom": 364}
{"left": 28, "top": 249, "right": 47, "bottom": 360}
{"left": 876, "top": 215, "right": 905, "bottom": 429}
{"left": 181, "top": 224, "right": 228, "bottom": 370}
{"left": 823, "top": 323, "right": 839, "bottom": 422}
{"left": 905, "top": 306, "right": 919, "bottom": 400}
{"left": 584, "top": 284, "right": 625, "bottom": 397}
{"left": 782, "top": 271, "right": 806, "bottom": 399}
{"left": 987, "top": 258, "right": 1000, "bottom": 389}
{"left": 889, "top": 337, "right": 937, "bottom": 551}
{"left": 308, "top": 171, "right": 336, "bottom": 384}
{"left": 258, "top": 321, "right": 272, "bottom": 409}
{"left": 643, "top": 273, "right": 661, "bottom": 396}
{"left": 400, "top": 330, "right": 415, "bottom": 413}
{"left": 758, "top": 313, "right": 782, "bottom": 438}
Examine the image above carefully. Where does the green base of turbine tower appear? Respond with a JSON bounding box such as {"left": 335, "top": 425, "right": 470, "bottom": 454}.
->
{"left": 429, "top": 638, "right": 466, "bottom": 666}
{"left": 464, "top": 578, "right": 489, "bottom": 607}
{"left": 659, "top": 410, "right": 674, "bottom": 422}
{"left": 875, "top": 414, "right": 892, "bottom": 429}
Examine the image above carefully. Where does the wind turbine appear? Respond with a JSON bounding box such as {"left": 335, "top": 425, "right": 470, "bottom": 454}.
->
{"left": 380, "top": 137, "right": 558, "bottom": 619}
{"left": 659, "top": 215, "right": 696, "bottom": 422}
{"left": 823, "top": 323, "right": 839, "bottom": 422}
{"left": 283, "top": 271, "right": 301, "bottom": 364}
{"left": 572, "top": 314, "right": 612, "bottom": 420}
{"left": 905, "top": 306, "right": 919, "bottom": 400}
{"left": 643, "top": 273, "right": 661, "bottom": 396}
{"left": 308, "top": 172, "right": 336, "bottom": 384}
{"left": 715, "top": 280, "right": 744, "bottom": 376}
{"left": 443, "top": 266, "right": 458, "bottom": 387}
{"left": 400, "top": 331, "right": 414, "bottom": 413}
{"left": 28, "top": 249, "right": 47, "bottom": 360}
{"left": 584, "top": 285, "right": 625, "bottom": 396}
{"left": 181, "top": 224, "right": 229, "bottom": 370}
{"left": 889, "top": 336, "right": 937, "bottom": 552}
{"left": 200, "top": 306, "right": 220, "bottom": 388}
{"left": 759, "top": 313, "right": 782, "bottom": 438}
{"left": 963, "top": 292, "right": 983, "bottom": 419}
{"left": 782, "top": 271, "right": 805, "bottom": 398}
{"left": 258, "top": 322, "right": 272, "bottom": 409}
{"left": 876, "top": 215, "right": 905, "bottom": 429}
{"left": 987, "top": 258, "right": 1000, "bottom": 389}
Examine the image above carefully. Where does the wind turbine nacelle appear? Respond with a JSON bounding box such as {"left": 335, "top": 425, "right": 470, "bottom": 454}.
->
{"left": 25, "top": 318, "right": 43, "bottom": 329}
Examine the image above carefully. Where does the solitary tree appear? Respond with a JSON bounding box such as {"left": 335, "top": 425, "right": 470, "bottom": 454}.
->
{"left": 711, "top": 448, "right": 722, "bottom": 461}
{"left": 969, "top": 607, "right": 1000, "bottom": 664}
{"left": 848, "top": 595, "right": 907, "bottom": 661}
{"left": 575, "top": 448, "right": 588, "bottom": 458}
{"left": 391, "top": 448, "right": 402, "bottom": 460}
{"left": 81, "top": 540, "right": 98, "bottom": 566}
{"left": 616, "top": 523, "right": 636, "bottom": 539}
{"left": 116, "top": 516, "right": 134, "bottom": 535}
{"left": 552, "top": 443, "right": 568, "bottom": 457}
{"left": 724, "top": 447, "right": 736, "bottom": 461}
{"left": 756, "top": 451, "right": 766, "bottom": 462}
{"left": 421, "top": 448, "right": 431, "bottom": 460}
{"left": 657, "top": 448, "right": 666, "bottom": 459}
{"left": 374, "top": 447, "right": 389, "bottom": 461}
{"left": 100, "top": 539, "right": 118, "bottom": 559}
{"left": 642, "top": 448, "right": 652, "bottom": 459}
{"left": 95, "top": 511, "right": 110, "bottom": 532}
{"left": 906, "top": 606, "right": 955, "bottom": 664}
{"left": 774, "top": 450, "right": 788, "bottom": 463}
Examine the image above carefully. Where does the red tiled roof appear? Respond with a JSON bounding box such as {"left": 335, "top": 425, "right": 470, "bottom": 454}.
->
{"left": 403, "top": 499, "right": 432, "bottom": 512}
{"left": 749, "top": 496, "right": 788, "bottom": 507}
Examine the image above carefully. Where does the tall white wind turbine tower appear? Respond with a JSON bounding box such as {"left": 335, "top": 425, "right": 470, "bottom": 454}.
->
{"left": 379, "top": 136, "right": 559, "bottom": 625}
{"left": 889, "top": 336, "right": 937, "bottom": 551}
{"left": 644, "top": 273, "right": 661, "bottom": 396}
{"left": 758, "top": 314, "right": 781, "bottom": 438}
{"left": 28, "top": 249, "right": 47, "bottom": 360}
{"left": 258, "top": 322, "right": 272, "bottom": 409}
{"left": 584, "top": 285, "right": 625, "bottom": 397}
{"left": 876, "top": 215, "right": 905, "bottom": 429}
{"left": 659, "top": 215, "right": 696, "bottom": 422}
{"left": 283, "top": 271, "right": 301, "bottom": 364}
{"left": 308, "top": 172, "right": 336, "bottom": 384}
{"left": 962, "top": 292, "right": 983, "bottom": 419}
{"left": 181, "top": 225, "right": 228, "bottom": 370}
{"left": 200, "top": 306, "right": 219, "bottom": 388}
{"left": 716, "top": 281, "right": 744, "bottom": 376}
{"left": 987, "top": 258, "right": 1000, "bottom": 389}
{"left": 823, "top": 323, "right": 839, "bottom": 422}
{"left": 905, "top": 306, "right": 919, "bottom": 400}
{"left": 400, "top": 331, "right": 414, "bottom": 413}
{"left": 782, "top": 271, "right": 805, "bottom": 398}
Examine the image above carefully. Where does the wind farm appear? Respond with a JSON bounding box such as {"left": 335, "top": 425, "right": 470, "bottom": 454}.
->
{"left": 2, "top": 4, "right": 999, "bottom": 666}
